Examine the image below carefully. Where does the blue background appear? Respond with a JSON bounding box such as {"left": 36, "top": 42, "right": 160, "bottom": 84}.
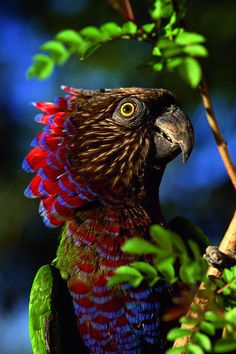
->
{"left": 0, "top": 1, "right": 235, "bottom": 352}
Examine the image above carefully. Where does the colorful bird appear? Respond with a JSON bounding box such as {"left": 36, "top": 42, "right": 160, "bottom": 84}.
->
{"left": 23, "top": 86, "right": 194, "bottom": 354}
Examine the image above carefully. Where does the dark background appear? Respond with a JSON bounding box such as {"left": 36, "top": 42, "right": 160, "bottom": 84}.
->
{"left": 0, "top": 1, "right": 235, "bottom": 353}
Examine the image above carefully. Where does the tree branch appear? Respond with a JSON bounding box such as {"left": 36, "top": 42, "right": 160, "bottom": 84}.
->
{"left": 199, "top": 76, "right": 236, "bottom": 190}
{"left": 173, "top": 211, "right": 236, "bottom": 350}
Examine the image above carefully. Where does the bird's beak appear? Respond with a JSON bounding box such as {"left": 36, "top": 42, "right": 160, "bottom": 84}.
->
{"left": 153, "top": 104, "right": 194, "bottom": 163}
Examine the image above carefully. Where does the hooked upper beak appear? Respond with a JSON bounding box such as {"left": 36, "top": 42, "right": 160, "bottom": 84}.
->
{"left": 153, "top": 104, "right": 194, "bottom": 163}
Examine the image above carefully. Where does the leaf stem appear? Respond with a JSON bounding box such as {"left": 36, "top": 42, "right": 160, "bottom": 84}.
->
{"left": 173, "top": 211, "right": 236, "bottom": 351}
{"left": 199, "top": 76, "right": 236, "bottom": 190}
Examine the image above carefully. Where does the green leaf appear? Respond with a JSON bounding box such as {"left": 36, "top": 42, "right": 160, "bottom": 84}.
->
{"left": 115, "top": 265, "right": 142, "bottom": 277}
{"left": 109, "top": 265, "right": 144, "bottom": 287}
{"left": 158, "top": 38, "right": 175, "bottom": 49}
{"left": 178, "top": 57, "right": 202, "bottom": 88}
{"left": 108, "top": 274, "right": 133, "bottom": 286}
{"left": 225, "top": 307, "right": 236, "bottom": 322}
{"left": 232, "top": 265, "right": 236, "bottom": 278}
{"left": 183, "top": 44, "right": 208, "bottom": 57}
{"left": 166, "top": 57, "right": 185, "bottom": 70}
{"left": 194, "top": 332, "right": 212, "bottom": 352}
{"left": 150, "top": 0, "right": 173, "bottom": 20}
{"left": 165, "top": 12, "right": 177, "bottom": 34}
{"left": 56, "top": 29, "right": 83, "bottom": 45}
{"left": 156, "top": 257, "right": 176, "bottom": 281}
{"left": 153, "top": 62, "right": 164, "bottom": 71}
{"left": 149, "top": 225, "right": 175, "bottom": 252}
{"left": 214, "top": 278, "right": 226, "bottom": 288}
{"left": 122, "top": 21, "right": 138, "bottom": 35}
{"left": 100, "top": 22, "right": 122, "bottom": 38}
{"left": 121, "top": 237, "right": 158, "bottom": 254}
{"left": 214, "top": 339, "right": 236, "bottom": 353}
{"left": 180, "top": 316, "right": 199, "bottom": 325}
{"left": 176, "top": 31, "right": 206, "bottom": 45}
{"left": 152, "top": 46, "right": 162, "bottom": 56}
{"left": 40, "top": 40, "right": 68, "bottom": 64}
{"left": 222, "top": 287, "right": 232, "bottom": 295}
{"left": 167, "top": 328, "right": 192, "bottom": 341}
{"left": 199, "top": 321, "right": 216, "bottom": 336}
{"left": 166, "top": 346, "right": 187, "bottom": 354}
{"left": 130, "top": 261, "right": 158, "bottom": 277}
{"left": 80, "top": 26, "right": 101, "bottom": 40}
{"left": 187, "top": 343, "right": 204, "bottom": 354}
{"left": 179, "top": 261, "right": 200, "bottom": 284}
{"left": 204, "top": 311, "right": 224, "bottom": 324}
{"left": 222, "top": 268, "right": 234, "bottom": 283}
{"left": 27, "top": 54, "right": 54, "bottom": 80}
{"left": 142, "top": 23, "right": 155, "bottom": 33}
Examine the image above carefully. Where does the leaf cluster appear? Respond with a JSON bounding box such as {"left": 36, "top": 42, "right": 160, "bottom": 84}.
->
{"left": 167, "top": 265, "right": 236, "bottom": 354}
{"left": 27, "top": 21, "right": 138, "bottom": 80}
{"left": 108, "top": 224, "right": 208, "bottom": 288}
{"left": 27, "top": 0, "right": 208, "bottom": 88}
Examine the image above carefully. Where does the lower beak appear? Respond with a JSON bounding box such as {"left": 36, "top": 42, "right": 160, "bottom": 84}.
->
{"left": 153, "top": 104, "right": 194, "bottom": 163}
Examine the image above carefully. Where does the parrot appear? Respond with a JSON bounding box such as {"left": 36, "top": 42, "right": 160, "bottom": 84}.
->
{"left": 23, "top": 86, "right": 195, "bottom": 354}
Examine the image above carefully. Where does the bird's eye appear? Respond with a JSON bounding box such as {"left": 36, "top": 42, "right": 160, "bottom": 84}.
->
{"left": 120, "top": 102, "right": 135, "bottom": 117}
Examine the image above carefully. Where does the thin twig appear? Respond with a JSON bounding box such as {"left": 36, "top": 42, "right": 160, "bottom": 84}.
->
{"left": 173, "top": 211, "right": 236, "bottom": 350}
{"left": 106, "top": 0, "right": 135, "bottom": 22}
{"left": 199, "top": 76, "right": 236, "bottom": 190}
{"left": 120, "top": 0, "right": 135, "bottom": 22}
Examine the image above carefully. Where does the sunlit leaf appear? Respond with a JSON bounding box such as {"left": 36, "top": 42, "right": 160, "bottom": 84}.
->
{"left": 130, "top": 261, "right": 158, "bottom": 277}
{"left": 178, "top": 57, "right": 202, "bottom": 88}
{"left": 176, "top": 31, "right": 206, "bottom": 45}
{"left": 153, "top": 62, "right": 164, "bottom": 71}
{"left": 115, "top": 265, "right": 142, "bottom": 277}
{"left": 194, "top": 332, "right": 212, "bottom": 352}
{"left": 183, "top": 44, "right": 208, "bottom": 57}
{"left": 80, "top": 26, "right": 101, "bottom": 40}
{"left": 27, "top": 54, "right": 54, "bottom": 80}
{"left": 187, "top": 343, "right": 204, "bottom": 354}
{"left": 142, "top": 23, "right": 156, "bottom": 33}
{"left": 56, "top": 29, "right": 83, "bottom": 44}
{"left": 40, "top": 40, "right": 68, "bottom": 64}
{"left": 204, "top": 311, "right": 224, "bottom": 326}
{"left": 222, "top": 268, "right": 234, "bottom": 283}
{"left": 100, "top": 22, "right": 122, "bottom": 38}
{"left": 122, "top": 237, "right": 158, "bottom": 254}
{"left": 167, "top": 328, "right": 192, "bottom": 341}
{"left": 214, "top": 339, "right": 236, "bottom": 353}
{"left": 166, "top": 57, "right": 184, "bottom": 70}
{"left": 152, "top": 46, "right": 162, "bottom": 56}
{"left": 150, "top": 0, "right": 173, "bottom": 19}
{"left": 122, "top": 21, "right": 138, "bottom": 35}
{"left": 199, "top": 321, "right": 216, "bottom": 336}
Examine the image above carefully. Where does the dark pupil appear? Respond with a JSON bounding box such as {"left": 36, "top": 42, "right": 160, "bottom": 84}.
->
{"left": 123, "top": 104, "right": 132, "bottom": 113}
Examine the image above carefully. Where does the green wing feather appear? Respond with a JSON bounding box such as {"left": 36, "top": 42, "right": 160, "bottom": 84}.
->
{"left": 29, "top": 265, "right": 61, "bottom": 354}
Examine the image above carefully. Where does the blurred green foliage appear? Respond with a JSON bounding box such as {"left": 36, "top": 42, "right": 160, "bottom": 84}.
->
{"left": 27, "top": 0, "right": 208, "bottom": 88}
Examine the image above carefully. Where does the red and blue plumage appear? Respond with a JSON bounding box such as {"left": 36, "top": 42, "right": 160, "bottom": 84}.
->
{"left": 23, "top": 86, "right": 194, "bottom": 353}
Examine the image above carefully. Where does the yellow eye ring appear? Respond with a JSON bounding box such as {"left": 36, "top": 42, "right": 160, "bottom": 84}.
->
{"left": 120, "top": 102, "right": 135, "bottom": 117}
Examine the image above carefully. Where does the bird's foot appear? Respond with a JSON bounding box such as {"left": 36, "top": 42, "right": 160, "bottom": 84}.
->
{"left": 203, "top": 246, "right": 236, "bottom": 270}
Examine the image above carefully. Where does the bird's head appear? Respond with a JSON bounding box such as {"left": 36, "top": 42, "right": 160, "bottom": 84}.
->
{"left": 66, "top": 87, "right": 194, "bottom": 199}
{"left": 23, "top": 86, "right": 194, "bottom": 227}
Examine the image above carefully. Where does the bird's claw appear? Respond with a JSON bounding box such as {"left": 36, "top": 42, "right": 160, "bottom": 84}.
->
{"left": 203, "top": 246, "right": 236, "bottom": 270}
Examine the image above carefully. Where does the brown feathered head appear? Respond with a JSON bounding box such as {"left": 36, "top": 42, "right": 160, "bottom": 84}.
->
{"left": 23, "top": 86, "right": 194, "bottom": 227}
